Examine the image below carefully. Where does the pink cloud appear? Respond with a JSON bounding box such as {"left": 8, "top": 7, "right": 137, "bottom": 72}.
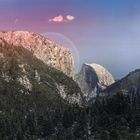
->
{"left": 66, "top": 15, "right": 75, "bottom": 21}
{"left": 49, "top": 15, "right": 75, "bottom": 23}
{"left": 49, "top": 15, "right": 65, "bottom": 23}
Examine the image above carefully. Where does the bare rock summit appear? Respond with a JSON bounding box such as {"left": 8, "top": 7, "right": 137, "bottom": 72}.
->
{"left": 76, "top": 63, "right": 115, "bottom": 101}
{"left": 0, "top": 31, "right": 74, "bottom": 77}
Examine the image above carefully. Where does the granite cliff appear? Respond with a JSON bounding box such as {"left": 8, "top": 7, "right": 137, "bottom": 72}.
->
{"left": 0, "top": 37, "right": 82, "bottom": 104}
{"left": 0, "top": 31, "right": 74, "bottom": 77}
{"left": 76, "top": 63, "right": 115, "bottom": 101}
{"left": 0, "top": 36, "right": 86, "bottom": 139}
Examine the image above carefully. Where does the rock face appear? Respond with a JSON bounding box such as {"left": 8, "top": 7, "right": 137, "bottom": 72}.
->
{"left": 0, "top": 31, "right": 74, "bottom": 77}
{"left": 0, "top": 37, "right": 87, "bottom": 139}
{"left": 0, "top": 38, "right": 82, "bottom": 104}
{"left": 103, "top": 69, "right": 140, "bottom": 95}
{"left": 76, "top": 63, "right": 115, "bottom": 101}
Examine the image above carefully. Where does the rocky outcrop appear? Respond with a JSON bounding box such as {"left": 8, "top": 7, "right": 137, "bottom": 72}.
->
{"left": 76, "top": 63, "right": 115, "bottom": 101}
{"left": 103, "top": 69, "right": 140, "bottom": 95}
{"left": 0, "top": 38, "right": 82, "bottom": 105}
{"left": 0, "top": 31, "right": 74, "bottom": 77}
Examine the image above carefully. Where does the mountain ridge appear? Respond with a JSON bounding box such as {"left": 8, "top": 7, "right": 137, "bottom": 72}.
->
{"left": 0, "top": 37, "right": 82, "bottom": 105}
{"left": 103, "top": 69, "right": 140, "bottom": 95}
{"left": 0, "top": 30, "right": 74, "bottom": 78}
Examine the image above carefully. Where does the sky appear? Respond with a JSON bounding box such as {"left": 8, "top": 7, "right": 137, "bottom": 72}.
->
{"left": 0, "top": 0, "right": 140, "bottom": 79}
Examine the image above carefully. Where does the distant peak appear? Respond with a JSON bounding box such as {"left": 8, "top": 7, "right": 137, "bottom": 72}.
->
{"left": 83, "top": 63, "right": 115, "bottom": 85}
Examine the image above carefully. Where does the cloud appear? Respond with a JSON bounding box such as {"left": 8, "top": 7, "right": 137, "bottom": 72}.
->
{"left": 66, "top": 15, "right": 75, "bottom": 21}
{"left": 49, "top": 15, "right": 75, "bottom": 23}
{"left": 49, "top": 15, "right": 65, "bottom": 23}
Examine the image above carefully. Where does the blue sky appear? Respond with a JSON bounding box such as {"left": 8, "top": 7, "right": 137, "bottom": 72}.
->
{"left": 0, "top": 0, "right": 140, "bottom": 78}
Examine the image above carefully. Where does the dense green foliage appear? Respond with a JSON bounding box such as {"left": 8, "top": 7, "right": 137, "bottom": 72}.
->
{"left": 87, "top": 91, "right": 140, "bottom": 140}
{"left": 0, "top": 79, "right": 80, "bottom": 140}
{"left": 1, "top": 82, "right": 140, "bottom": 140}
